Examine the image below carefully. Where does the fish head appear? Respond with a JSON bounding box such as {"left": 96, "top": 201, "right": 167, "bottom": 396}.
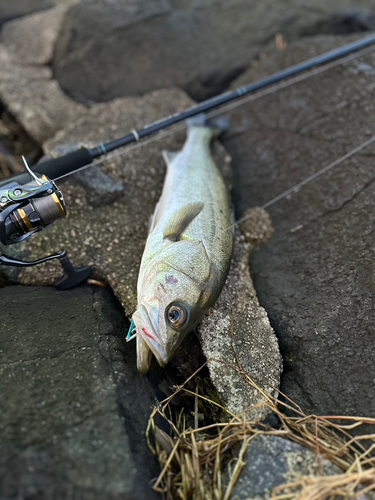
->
{"left": 134, "top": 240, "right": 212, "bottom": 373}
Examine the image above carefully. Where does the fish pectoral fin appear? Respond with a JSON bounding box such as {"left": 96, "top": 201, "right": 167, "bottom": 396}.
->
{"left": 163, "top": 203, "right": 204, "bottom": 242}
{"left": 162, "top": 150, "right": 179, "bottom": 166}
{"left": 137, "top": 334, "right": 153, "bottom": 374}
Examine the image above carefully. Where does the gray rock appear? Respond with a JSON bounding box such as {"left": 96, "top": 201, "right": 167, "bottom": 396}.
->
{"left": 52, "top": 0, "right": 375, "bottom": 104}
{"left": 0, "top": 1, "right": 52, "bottom": 26}
{"left": 69, "top": 166, "right": 124, "bottom": 206}
{"left": 64, "top": 164, "right": 125, "bottom": 207}
{"left": 40, "top": 144, "right": 123, "bottom": 206}
{"left": 0, "top": 0, "right": 79, "bottom": 25}
{"left": 302, "top": 8, "right": 375, "bottom": 36}
{"left": 0, "top": 43, "right": 87, "bottom": 143}
{"left": 229, "top": 435, "right": 339, "bottom": 500}
{"left": 0, "top": 285, "right": 160, "bottom": 499}
{"left": 221, "top": 34, "right": 375, "bottom": 418}
{"left": 1, "top": 7, "right": 67, "bottom": 65}
{"left": 197, "top": 215, "right": 282, "bottom": 420}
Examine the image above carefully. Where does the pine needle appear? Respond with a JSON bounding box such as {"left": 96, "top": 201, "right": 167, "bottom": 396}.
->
{"left": 147, "top": 358, "right": 375, "bottom": 500}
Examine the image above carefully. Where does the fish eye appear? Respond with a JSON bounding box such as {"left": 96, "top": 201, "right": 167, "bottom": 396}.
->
{"left": 166, "top": 303, "right": 188, "bottom": 329}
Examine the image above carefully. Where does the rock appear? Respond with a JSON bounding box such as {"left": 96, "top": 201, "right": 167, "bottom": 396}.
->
{"left": 0, "top": 43, "right": 87, "bottom": 143}
{"left": 42, "top": 144, "right": 125, "bottom": 207}
{"left": 0, "top": 0, "right": 79, "bottom": 25}
{"left": 302, "top": 8, "right": 375, "bottom": 36}
{"left": 0, "top": 285, "right": 160, "bottom": 499}
{"left": 52, "top": 0, "right": 375, "bottom": 104}
{"left": 221, "top": 34, "right": 375, "bottom": 418}
{"left": 1, "top": 7, "right": 67, "bottom": 65}
{"left": 0, "top": 27, "right": 212, "bottom": 148}
{"left": 0, "top": 1, "right": 52, "bottom": 26}
{"left": 229, "top": 435, "right": 339, "bottom": 500}
{"left": 68, "top": 165, "right": 125, "bottom": 206}
{"left": 197, "top": 214, "right": 282, "bottom": 420}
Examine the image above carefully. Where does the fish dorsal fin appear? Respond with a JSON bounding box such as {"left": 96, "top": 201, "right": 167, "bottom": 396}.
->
{"left": 161, "top": 239, "right": 211, "bottom": 283}
{"left": 163, "top": 202, "right": 204, "bottom": 241}
{"left": 162, "top": 150, "right": 179, "bottom": 165}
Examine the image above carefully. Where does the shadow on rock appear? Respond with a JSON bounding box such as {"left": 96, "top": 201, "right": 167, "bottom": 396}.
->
{"left": 0, "top": 285, "right": 161, "bottom": 499}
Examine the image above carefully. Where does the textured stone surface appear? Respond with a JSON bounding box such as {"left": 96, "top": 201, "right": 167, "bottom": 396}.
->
{"left": 0, "top": 0, "right": 79, "bottom": 25}
{"left": 0, "top": 285, "right": 160, "bottom": 500}
{"left": 52, "top": 0, "right": 375, "bottom": 104}
{"left": 197, "top": 213, "right": 282, "bottom": 420}
{"left": 0, "top": 1, "right": 52, "bottom": 25}
{"left": 302, "top": 7, "right": 375, "bottom": 36}
{"left": 65, "top": 164, "right": 124, "bottom": 207}
{"left": 0, "top": 43, "right": 87, "bottom": 143}
{"left": 1, "top": 7, "right": 67, "bottom": 65}
{"left": 221, "top": 34, "right": 375, "bottom": 418}
{"left": 229, "top": 435, "right": 339, "bottom": 500}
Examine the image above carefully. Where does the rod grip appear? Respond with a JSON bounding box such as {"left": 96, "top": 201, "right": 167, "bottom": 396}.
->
{"left": 34, "top": 148, "right": 93, "bottom": 179}
{"left": 0, "top": 148, "right": 93, "bottom": 187}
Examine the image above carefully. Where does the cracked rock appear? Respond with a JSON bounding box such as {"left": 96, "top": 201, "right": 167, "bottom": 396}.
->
{"left": 52, "top": 0, "right": 375, "bottom": 104}
{"left": 222, "top": 34, "right": 375, "bottom": 419}
{"left": 197, "top": 216, "right": 282, "bottom": 420}
{"left": 0, "top": 285, "right": 160, "bottom": 500}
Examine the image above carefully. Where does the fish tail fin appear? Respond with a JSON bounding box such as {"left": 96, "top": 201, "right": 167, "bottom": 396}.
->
{"left": 187, "top": 113, "right": 230, "bottom": 137}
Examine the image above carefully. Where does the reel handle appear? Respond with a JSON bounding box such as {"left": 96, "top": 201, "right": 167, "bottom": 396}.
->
{"left": 0, "top": 250, "right": 91, "bottom": 290}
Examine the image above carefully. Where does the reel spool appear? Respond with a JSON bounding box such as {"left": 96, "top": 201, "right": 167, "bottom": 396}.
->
{"left": 0, "top": 158, "right": 90, "bottom": 289}
{"left": 0, "top": 172, "right": 66, "bottom": 245}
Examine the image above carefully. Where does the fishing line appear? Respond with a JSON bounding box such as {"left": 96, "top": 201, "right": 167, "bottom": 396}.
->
{"left": 225, "top": 134, "right": 375, "bottom": 233}
{"left": 54, "top": 42, "right": 375, "bottom": 241}
{"left": 53, "top": 126, "right": 184, "bottom": 180}
{"left": 54, "top": 43, "right": 375, "bottom": 181}
{"left": 206, "top": 44, "right": 375, "bottom": 118}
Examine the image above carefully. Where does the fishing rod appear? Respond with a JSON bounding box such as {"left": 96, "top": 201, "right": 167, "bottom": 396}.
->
{"left": 1, "top": 34, "right": 375, "bottom": 289}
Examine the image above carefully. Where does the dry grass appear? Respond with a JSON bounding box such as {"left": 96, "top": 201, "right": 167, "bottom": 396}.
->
{"left": 147, "top": 322, "right": 375, "bottom": 500}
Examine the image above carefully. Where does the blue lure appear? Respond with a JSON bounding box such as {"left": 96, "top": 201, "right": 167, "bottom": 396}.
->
{"left": 126, "top": 319, "right": 136, "bottom": 342}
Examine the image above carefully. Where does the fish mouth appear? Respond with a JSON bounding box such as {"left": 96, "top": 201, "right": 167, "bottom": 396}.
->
{"left": 133, "top": 305, "right": 168, "bottom": 373}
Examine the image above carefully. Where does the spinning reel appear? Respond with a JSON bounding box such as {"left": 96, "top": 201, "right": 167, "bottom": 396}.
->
{"left": 0, "top": 158, "right": 91, "bottom": 290}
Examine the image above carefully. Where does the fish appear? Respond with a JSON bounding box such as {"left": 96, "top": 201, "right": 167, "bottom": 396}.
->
{"left": 132, "top": 115, "right": 233, "bottom": 373}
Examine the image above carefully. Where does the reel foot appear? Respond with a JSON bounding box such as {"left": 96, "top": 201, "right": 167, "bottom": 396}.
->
{"left": 55, "top": 254, "right": 91, "bottom": 290}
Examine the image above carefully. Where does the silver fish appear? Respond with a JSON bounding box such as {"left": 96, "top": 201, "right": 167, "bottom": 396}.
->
{"left": 133, "top": 117, "right": 233, "bottom": 373}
